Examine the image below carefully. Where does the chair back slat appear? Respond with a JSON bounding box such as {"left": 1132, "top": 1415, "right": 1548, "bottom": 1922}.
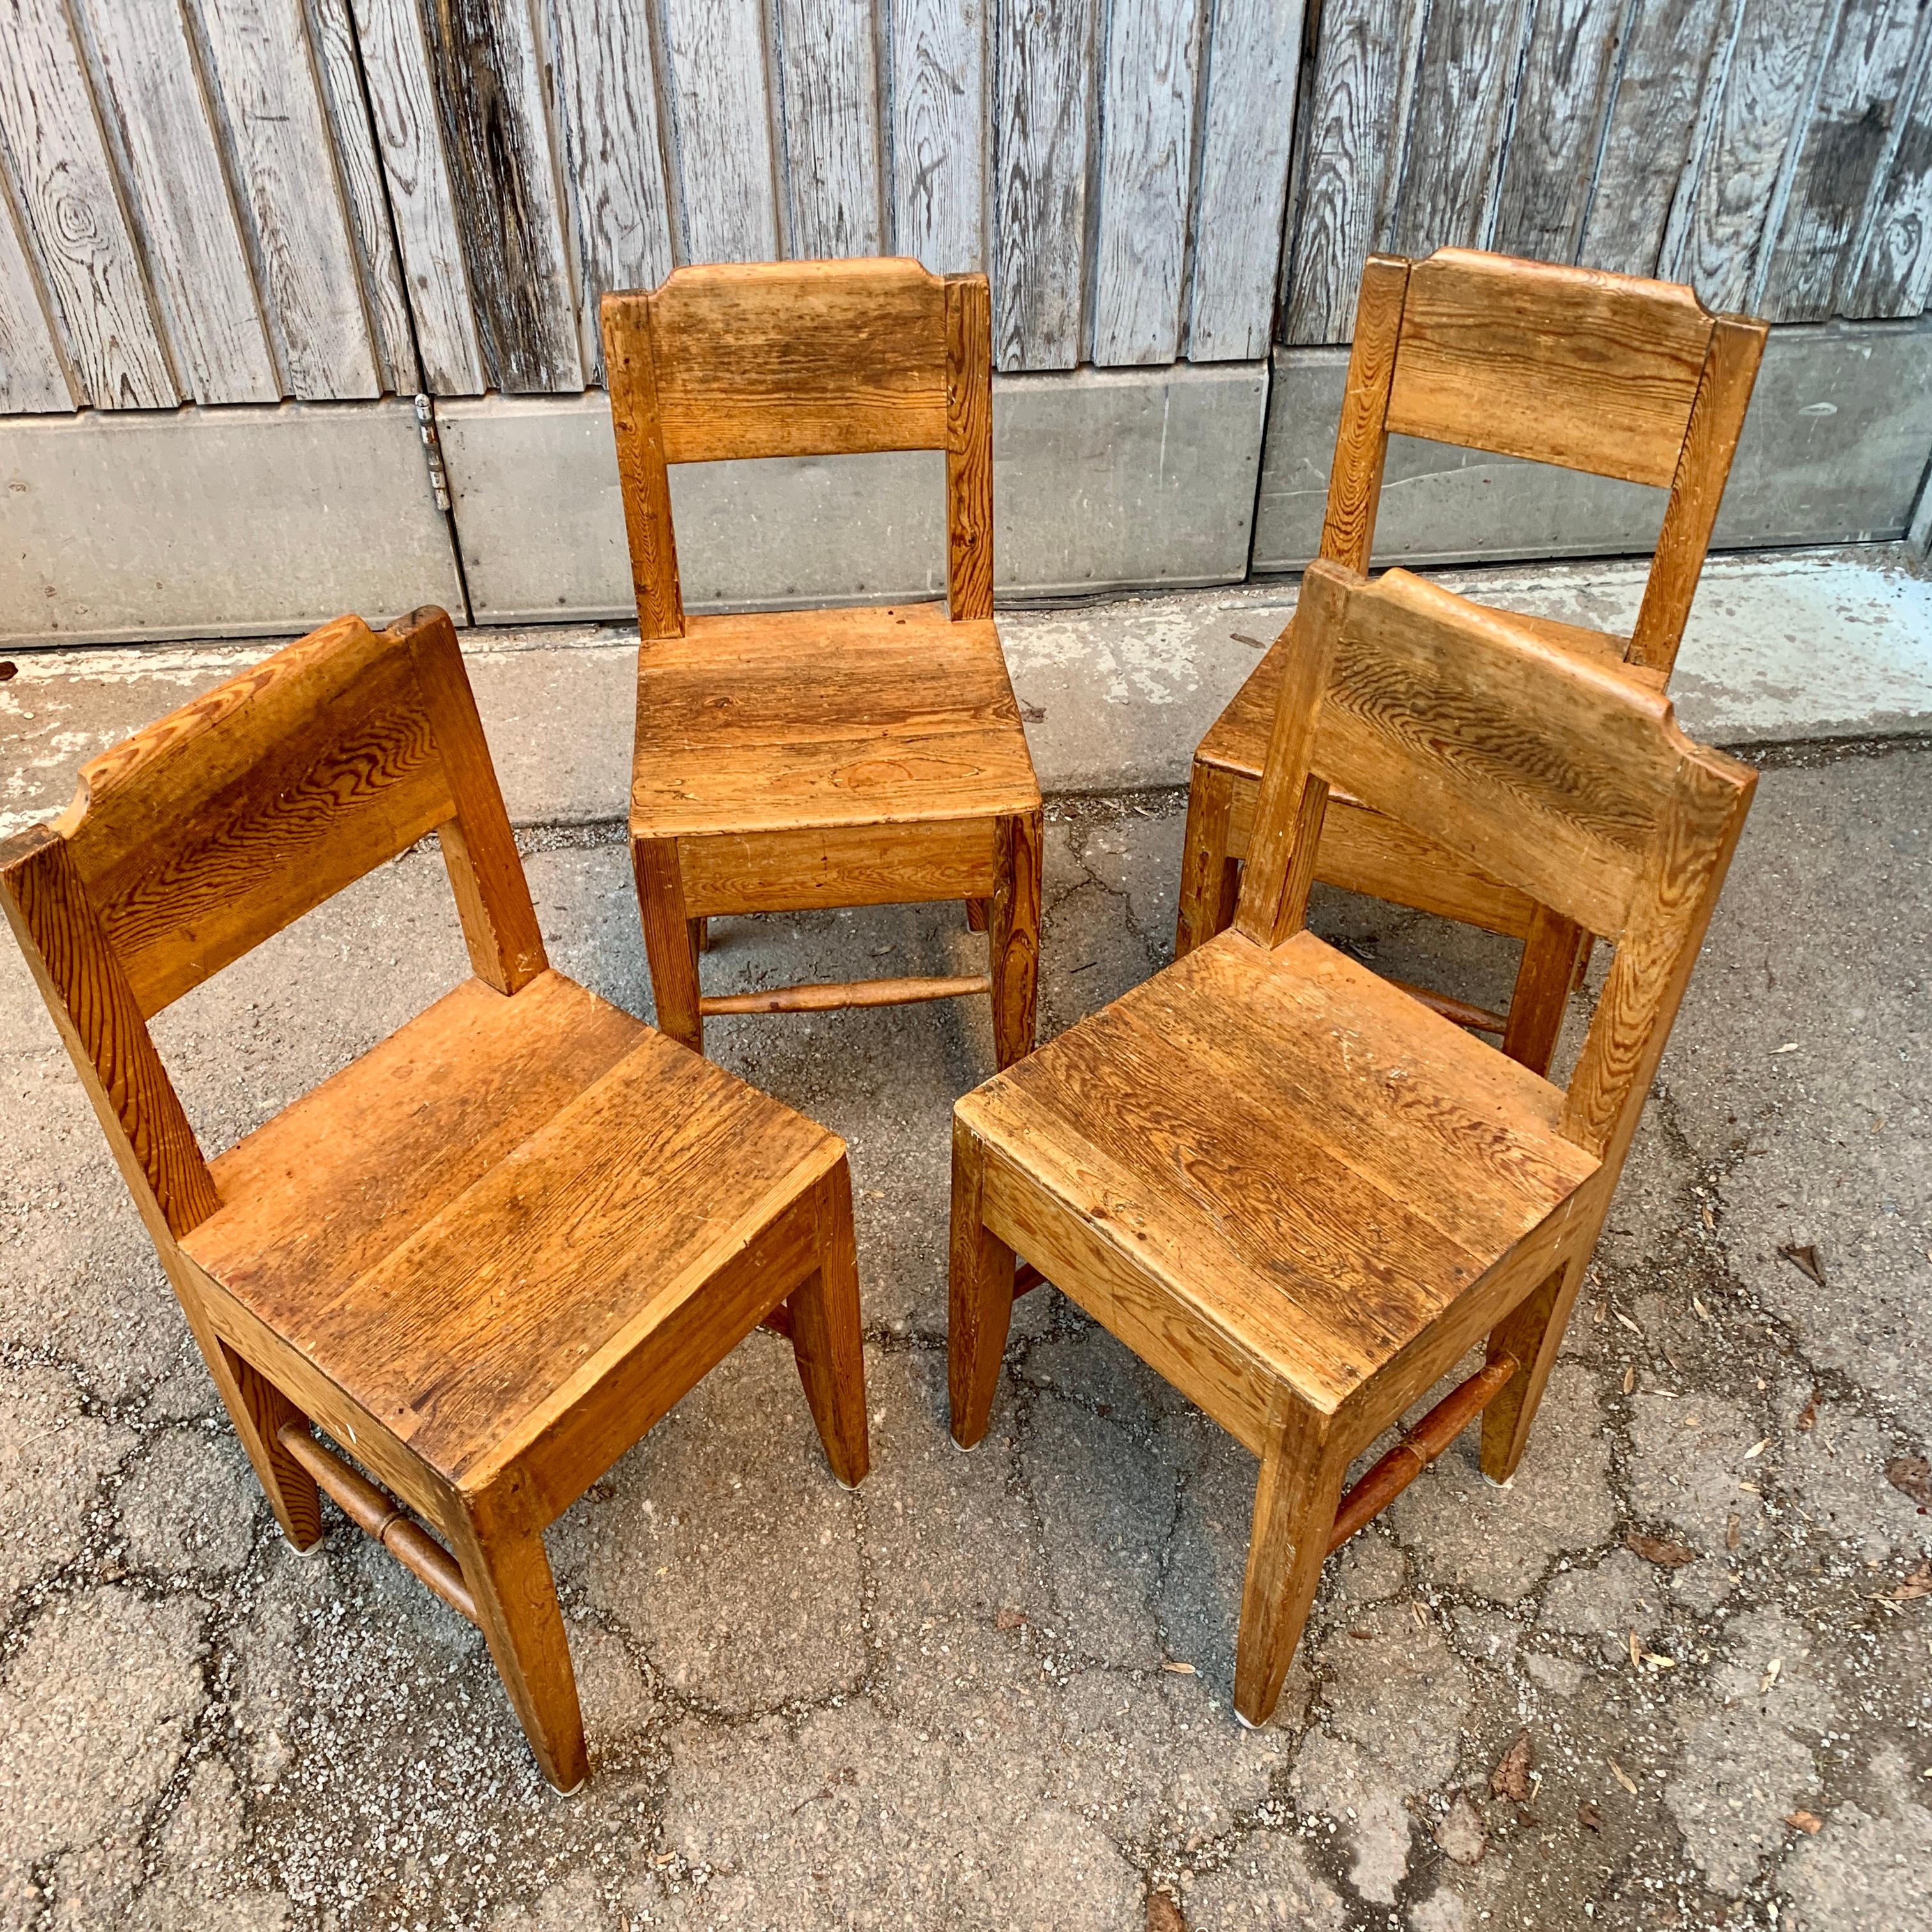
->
{"left": 1384, "top": 250, "right": 1715, "bottom": 488}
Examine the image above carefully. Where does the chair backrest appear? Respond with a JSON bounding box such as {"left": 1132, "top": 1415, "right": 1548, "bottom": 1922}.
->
{"left": 1236, "top": 561, "right": 1755, "bottom": 1177}
{"left": 1321, "top": 249, "right": 1767, "bottom": 675}
{"left": 0, "top": 607, "right": 544, "bottom": 1243}
{"left": 601, "top": 257, "right": 993, "bottom": 641}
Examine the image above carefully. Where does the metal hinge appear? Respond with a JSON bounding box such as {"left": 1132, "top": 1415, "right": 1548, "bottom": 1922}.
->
{"left": 414, "top": 394, "right": 451, "bottom": 512}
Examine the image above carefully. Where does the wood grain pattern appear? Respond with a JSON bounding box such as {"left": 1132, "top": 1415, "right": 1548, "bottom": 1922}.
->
{"left": 1315, "top": 253, "right": 1407, "bottom": 570}
{"left": 775, "top": 0, "right": 882, "bottom": 259}
{"left": 944, "top": 272, "right": 993, "bottom": 618}
{"left": 600, "top": 290, "right": 684, "bottom": 638}
{"left": 196, "top": 0, "right": 379, "bottom": 398}
{"left": 660, "top": 0, "right": 780, "bottom": 263}
{"left": 81, "top": 0, "right": 279, "bottom": 404}
{"left": 349, "top": 0, "right": 486, "bottom": 393}
{"left": 888, "top": 0, "right": 986, "bottom": 273}
{"left": 993, "top": 0, "right": 1094, "bottom": 369}
{"left": 546, "top": 0, "right": 676, "bottom": 380}
{"left": 1090, "top": 0, "right": 1202, "bottom": 365}
{"left": 0, "top": 167, "right": 72, "bottom": 410}
{"left": 1188, "top": 0, "right": 1307, "bottom": 360}
{"left": 674, "top": 817, "right": 1000, "bottom": 916}
{"left": 0, "top": 0, "right": 175, "bottom": 405}
{"left": 417, "top": 0, "right": 582, "bottom": 392}
{"left": 307, "top": 0, "right": 418, "bottom": 393}
{"left": 1844, "top": 24, "right": 1932, "bottom": 311}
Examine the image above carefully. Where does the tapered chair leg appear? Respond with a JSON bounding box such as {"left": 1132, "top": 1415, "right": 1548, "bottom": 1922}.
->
{"left": 787, "top": 1167, "right": 870, "bottom": 1488}
{"left": 1234, "top": 1390, "right": 1350, "bottom": 1727}
{"left": 1176, "top": 764, "right": 1239, "bottom": 959}
{"left": 632, "top": 837, "right": 703, "bottom": 1053}
{"left": 1480, "top": 1253, "right": 1588, "bottom": 1483}
{"left": 964, "top": 898, "right": 988, "bottom": 931}
{"left": 448, "top": 1492, "right": 587, "bottom": 1794}
{"left": 1501, "top": 903, "right": 1587, "bottom": 1075}
{"left": 948, "top": 1119, "right": 1017, "bottom": 1447}
{"left": 988, "top": 810, "right": 1041, "bottom": 1070}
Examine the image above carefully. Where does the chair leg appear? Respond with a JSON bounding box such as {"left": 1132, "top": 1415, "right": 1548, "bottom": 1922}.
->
{"left": 786, "top": 1167, "right": 870, "bottom": 1488}
{"left": 694, "top": 916, "right": 710, "bottom": 953}
{"left": 1501, "top": 904, "right": 1586, "bottom": 1075}
{"left": 1234, "top": 1391, "right": 1350, "bottom": 1727}
{"left": 988, "top": 810, "right": 1041, "bottom": 1070}
{"left": 964, "top": 897, "right": 988, "bottom": 931}
{"left": 447, "top": 1489, "right": 587, "bottom": 1793}
{"left": 1480, "top": 1253, "right": 1588, "bottom": 1483}
{"left": 1176, "top": 763, "right": 1239, "bottom": 959}
{"left": 947, "top": 1119, "right": 1016, "bottom": 1448}
{"left": 632, "top": 836, "right": 703, "bottom": 1053}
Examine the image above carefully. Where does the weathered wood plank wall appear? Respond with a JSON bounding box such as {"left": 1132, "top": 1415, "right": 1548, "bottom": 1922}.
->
{"left": 0, "top": 0, "right": 1928, "bottom": 415}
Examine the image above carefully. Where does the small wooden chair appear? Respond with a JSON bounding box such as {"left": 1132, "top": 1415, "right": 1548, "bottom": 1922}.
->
{"left": 603, "top": 257, "right": 1043, "bottom": 1064}
{"left": 1177, "top": 247, "right": 1766, "bottom": 1073}
{"left": 951, "top": 560, "right": 1754, "bottom": 1726}
{"left": 0, "top": 608, "right": 868, "bottom": 1791}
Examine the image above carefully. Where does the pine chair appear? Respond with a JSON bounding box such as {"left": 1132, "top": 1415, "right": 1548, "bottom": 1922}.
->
{"left": 603, "top": 257, "right": 1042, "bottom": 1065}
{"left": 1176, "top": 248, "right": 1766, "bottom": 1073}
{"left": 0, "top": 608, "right": 869, "bottom": 1791}
{"left": 951, "top": 560, "right": 1754, "bottom": 1726}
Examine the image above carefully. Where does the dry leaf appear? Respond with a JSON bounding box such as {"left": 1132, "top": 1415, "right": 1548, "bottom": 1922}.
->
{"left": 1797, "top": 1392, "right": 1819, "bottom": 1432}
{"left": 1161, "top": 1659, "right": 1197, "bottom": 1675}
{"left": 1492, "top": 1731, "right": 1534, "bottom": 1804}
{"left": 1785, "top": 1810, "right": 1823, "bottom": 1835}
{"left": 1886, "top": 1457, "right": 1932, "bottom": 1506}
{"left": 1614, "top": 1310, "right": 1644, "bottom": 1335}
{"left": 1773, "top": 1041, "right": 1800, "bottom": 1054}
{"left": 1349, "top": 1628, "right": 1373, "bottom": 1641}
{"left": 1622, "top": 1364, "right": 1637, "bottom": 1395}
{"left": 1627, "top": 1630, "right": 1643, "bottom": 1671}
{"left": 1627, "top": 1530, "right": 1698, "bottom": 1568}
{"left": 1147, "top": 1890, "right": 1187, "bottom": 1932}
{"left": 1895, "top": 1563, "right": 1932, "bottom": 1602}
{"left": 1641, "top": 1650, "right": 1677, "bottom": 1670}
{"left": 995, "top": 1607, "right": 1027, "bottom": 1631}
{"left": 1779, "top": 1243, "right": 1827, "bottom": 1286}
{"left": 1744, "top": 1437, "right": 1770, "bottom": 1460}
{"left": 1692, "top": 1295, "right": 1710, "bottom": 1321}
{"left": 1759, "top": 1658, "right": 1782, "bottom": 1694}
{"left": 1607, "top": 1759, "right": 1639, "bottom": 1795}
{"left": 1577, "top": 1800, "right": 1603, "bottom": 1833}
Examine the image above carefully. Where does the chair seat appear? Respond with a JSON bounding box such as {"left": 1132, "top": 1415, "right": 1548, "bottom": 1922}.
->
{"left": 958, "top": 929, "right": 1600, "bottom": 1413}
{"left": 182, "top": 970, "right": 841, "bottom": 1483}
{"left": 630, "top": 602, "right": 1041, "bottom": 839}
{"left": 1199, "top": 606, "right": 1659, "bottom": 781}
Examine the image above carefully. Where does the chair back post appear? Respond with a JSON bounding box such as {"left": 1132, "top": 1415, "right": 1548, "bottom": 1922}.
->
{"left": 1316, "top": 256, "right": 1410, "bottom": 573}
{"left": 601, "top": 289, "right": 686, "bottom": 642}
{"left": 943, "top": 273, "right": 995, "bottom": 620}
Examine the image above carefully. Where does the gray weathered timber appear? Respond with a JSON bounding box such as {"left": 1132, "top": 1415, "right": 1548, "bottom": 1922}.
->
{"left": 79, "top": 0, "right": 279, "bottom": 405}
{"left": 1844, "top": 27, "right": 1932, "bottom": 311}
{"left": 1671, "top": 0, "right": 1836, "bottom": 312}
{"left": 417, "top": 0, "right": 582, "bottom": 392}
{"left": 661, "top": 0, "right": 780, "bottom": 263}
{"left": 1252, "top": 316, "right": 1932, "bottom": 569}
{"left": 1490, "top": 0, "right": 1627, "bottom": 263}
{"left": 1090, "top": 0, "right": 1202, "bottom": 365}
{"left": 1764, "top": 0, "right": 1932, "bottom": 319}
{"left": 196, "top": 0, "right": 381, "bottom": 399}
{"left": 1278, "top": 0, "right": 1421, "bottom": 344}
{"left": 775, "top": 0, "right": 883, "bottom": 259}
{"left": 1188, "top": 0, "right": 1306, "bottom": 360}
{"left": 1577, "top": 0, "right": 1729, "bottom": 277}
{"left": 0, "top": 0, "right": 174, "bottom": 406}
{"left": 1388, "top": 0, "right": 1532, "bottom": 254}
{"left": 887, "top": 0, "right": 985, "bottom": 272}
{"left": 349, "top": 0, "right": 485, "bottom": 394}
{"left": 0, "top": 181, "right": 70, "bottom": 410}
{"left": 993, "top": 0, "right": 1094, "bottom": 369}
{"left": 547, "top": 0, "right": 677, "bottom": 378}
{"left": 308, "top": 0, "right": 418, "bottom": 394}
{"left": 0, "top": 398, "right": 462, "bottom": 644}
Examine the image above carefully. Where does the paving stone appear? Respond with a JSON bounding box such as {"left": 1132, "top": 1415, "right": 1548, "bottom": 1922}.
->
{"left": 1287, "top": 1729, "right": 1414, "bottom": 1905}
{"left": 1540, "top": 1549, "right": 1666, "bottom": 1662}
{"left": 1627, "top": 1389, "right": 1774, "bottom": 1558}
{"left": 1183, "top": 1830, "right": 1347, "bottom": 1930}
{"left": 1778, "top": 1747, "right": 1932, "bottom": 1932}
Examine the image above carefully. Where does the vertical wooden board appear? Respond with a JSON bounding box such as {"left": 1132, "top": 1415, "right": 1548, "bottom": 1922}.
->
{"left": 1489, "top": 0, "right": 1628, "bottom": 263}
{"left": 776, "top": 0, "right": 884, "bottom": 259}
{"left": 1278, "top": 0, "right": 1421, "bottom": 346}
{"left": 0, "top": 175, "right": 73, "bottom": 410}
{"left": 0, "top": 0, "right": 175, "bottom": 406}
{"left": 889, "top": 0, "right": 986, "bottom": 273}
{"left": 79, "top": 0, "right": 280, "bottom": 404}
{"left": 1386, "top": 0, "right": 1534, "bottom": 257}
{"left": 992, "top": 0, "right": 1094, "bottom": 369}
{"left": 349, "top": 0, "right": 485, "bottom": 394}
{"left": 418, "top": 0, "right": 583, "bottom": 393}
{"left": 660, "top": 0, "right": 780, "bottom": 263}
{"left": 1188, "top": 0, "right": 1307, "bottom": 361}
{"left": 196, "top": 0, "right": 379, "bottom": 398}
{"left": 546, "top": 0, "right": 674, "bottom": 379}
{"left": 1843, "top": 31, "right": 1932, "bottom": 311}
{"left": 1578, "top": 0, "right": 1728, "bottom": 277}
{"left": 307, "top": 0, "right": 418, "bottom": 392}
{"left": 1670, "top": 0, "right": 1837, "bottom": 314}
{"left": 1763, "top": 0, "right": 1932, "bottom": 319}
{"left": 1091, "top": 0, "right": 1204, "bottom": 365}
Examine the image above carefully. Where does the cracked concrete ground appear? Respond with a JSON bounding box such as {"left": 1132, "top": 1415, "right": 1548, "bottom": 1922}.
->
{"left": 1, "top": 741, "right": 1929, "bottom": 1930}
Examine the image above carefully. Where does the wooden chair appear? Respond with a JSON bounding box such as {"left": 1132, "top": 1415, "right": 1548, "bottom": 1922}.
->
{"left": 1177, "top": 247, "right": 1766, "bottom": 1073}
{"left": 951, "top": 560, "right": 1754, "bottom": 1726}
{"left": 603, "top": 257, "right": 1042, "bottom": 1064}
{"left": 0, "top": 608, "right": 868, "bottom": 1791}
